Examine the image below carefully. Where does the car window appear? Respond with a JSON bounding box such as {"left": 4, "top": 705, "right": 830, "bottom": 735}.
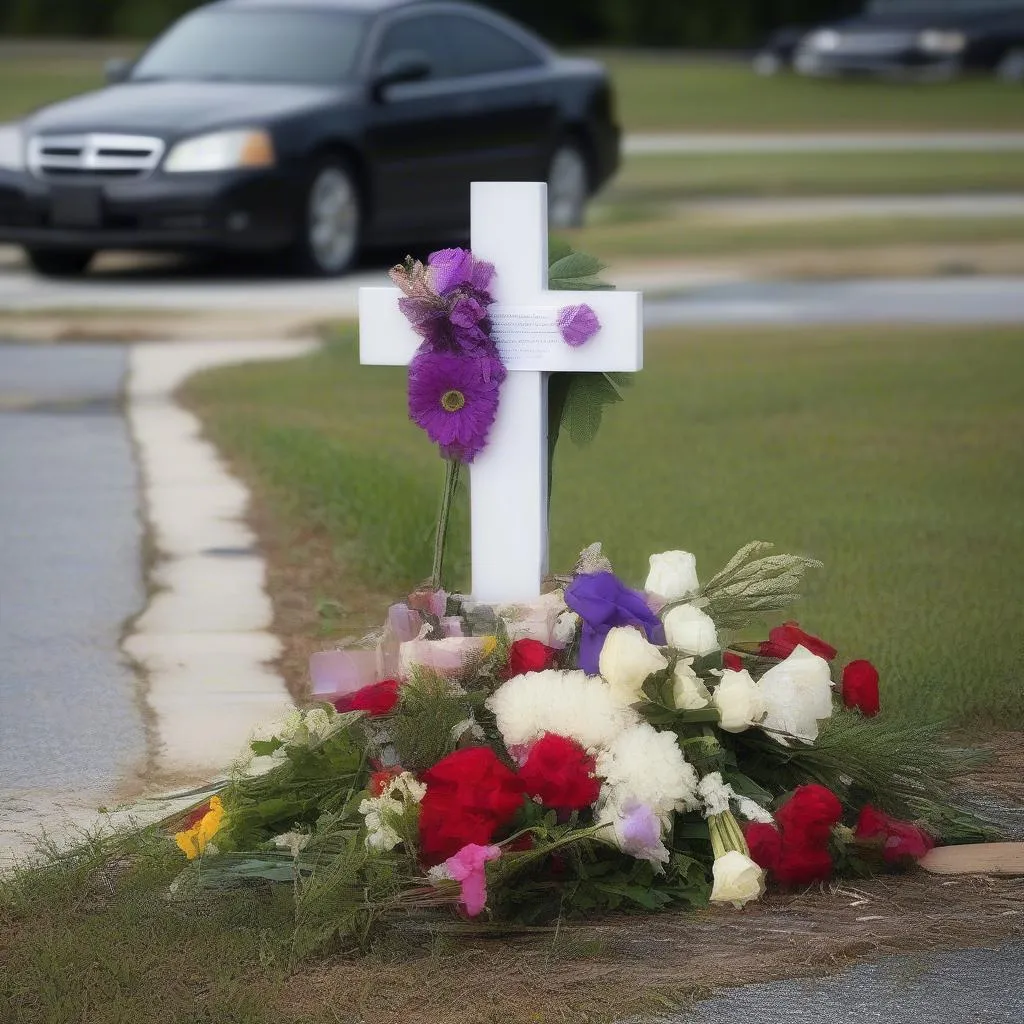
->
{"left": 436, "top": 14, "right": 544, "bottom": 77}
{"left": 374, "top": 16, "right": 455, "bottom": 79}
{"left": 132, "top": 8, "right": 368, "bottom": 84}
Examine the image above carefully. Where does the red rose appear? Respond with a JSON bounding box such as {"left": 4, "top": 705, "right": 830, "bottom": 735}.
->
{"left": 759, "top": 621, "right": 837, "bottom": 662}
{"left": 855, "top": 805, "right": 934, "bottom": 864}
{"left": 775, "top": 784, "right": 843, "bottom": 847}
{"left": 842, "top": 660, "right": 880, "bottom": 717}
{"left": 418, "top": 747, "right": 525, "bottom": 865}
{"left": 518, "top": 734, "right": 600, "bottom": 811}
{"left": 744, "top": 822, "right": 782, "bottom": 871}
{"left": 722, "top": 651, "right": 744, "bottom": 672}
{"left": 334, "top": 679, "right": 400, "bottom": 716}
{"left": 774, "top": 839, "right": 834, "bottom": 886}
{"left": 500, "top": 638, "right": 559, "bottom": 680}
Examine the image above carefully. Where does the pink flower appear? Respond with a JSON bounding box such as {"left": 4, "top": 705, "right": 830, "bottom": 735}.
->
{"left": 441, "top": 843, "right": 502, "bottom": 917}
{"left": 398, "top": 635, "right": 494, "bottom": 678}
{"left": 309, "top": 649, "right": 378, "bottom": 701}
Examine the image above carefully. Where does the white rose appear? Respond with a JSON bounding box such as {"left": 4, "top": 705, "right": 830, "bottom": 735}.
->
{"left": 712, "top": 669, "right": 766, "bottom": 733}
{"left": 758, "top": 645, "right": 834, "bottom": 743}
{"left": 672, "top": 659, "right": 711, "bottom": 710}
{"left": 663, "top": 603, "right": 719, "bottom": 656}
{"left": 645, "top": 550, "right": 700, "bottom": 602}
{"left": 709, "top": 850, "right": 765, "bottom": 908}
{"left": 599, "top": 626, "right": 668, "bottom": 705}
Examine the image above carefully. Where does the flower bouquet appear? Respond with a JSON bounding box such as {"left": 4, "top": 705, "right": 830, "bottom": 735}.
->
{"left": 167, "top": 246, "right": 988, "bottom": 951}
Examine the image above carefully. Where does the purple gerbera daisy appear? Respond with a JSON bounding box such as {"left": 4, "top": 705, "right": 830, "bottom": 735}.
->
{"left": 408, "top": 350, "right": 507, "bottom": 463}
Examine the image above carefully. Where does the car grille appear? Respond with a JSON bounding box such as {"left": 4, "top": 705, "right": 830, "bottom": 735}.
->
{"left": 28, "top": 133, "right": 165, "bottom": 179}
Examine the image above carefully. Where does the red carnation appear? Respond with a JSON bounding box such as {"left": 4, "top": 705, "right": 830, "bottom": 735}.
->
{"left": 500, "top": 638, "right": 559, "bottom": 680}
{"left": 842, "top": 660, "right": 880, "bottom": 717}
{"left": 774, "top": 839, "right": 834, "bottom": 886}
{"left": 334, "top": 679, "right": 400, "bottom": 716}
{"left": 855, "top": 805, "right": 934, "bottom": 864}
{"left": 723, "top": 651, "right": 744, "bottom": 672}
{"left": 744, "top": 822, "right": 782, "bottom": 871}
{"left": 759, "top": 621, "right": 837, "bottom": 662}
{"left": 518, "top": 734, "right": 600, "bottom": 811}
{"left": 418, "top": 747, "right": 525, "bottom": 865}
{"left": 775, "top": 784, "right": 843, "bottom": 847}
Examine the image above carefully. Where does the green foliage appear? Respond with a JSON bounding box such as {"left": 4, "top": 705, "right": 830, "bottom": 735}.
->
{"left": 699, "top": 540, "right": 824, "bottom": 631}
{"left": 387, "top": 667, "right": 477, "bottom": 772}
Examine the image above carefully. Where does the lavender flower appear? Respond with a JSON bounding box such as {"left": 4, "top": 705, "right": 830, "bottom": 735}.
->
{"left": 408, "top": 349, "right": 506, "bottom": 463}
{"left": 557, "top": 304, "right": 601, "bottom": 347}
{"left": 428, "top": 247, "right": 476, "bottom": 296}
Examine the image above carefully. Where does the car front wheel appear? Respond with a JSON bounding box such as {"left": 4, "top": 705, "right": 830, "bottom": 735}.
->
{"left": 25, "top": 247, "right": 94, "bottom": 277}
{"left": 547, "top": 143, "right": 590, "bottom": 230}
{"left": 291, "top": 157, "right": 362, "bottom": 276}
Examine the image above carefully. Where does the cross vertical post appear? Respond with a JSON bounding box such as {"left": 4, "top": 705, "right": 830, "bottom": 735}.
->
{"left": 358, "top": 181, "right": 643, "bottom": 605}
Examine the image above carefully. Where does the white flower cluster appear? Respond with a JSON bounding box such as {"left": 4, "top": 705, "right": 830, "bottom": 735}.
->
{"left": 712, "top": 646, "right": 833, "bottom": 743}
{"left": 358, "top": 771, "right": 427, "bottom": 852}
{"left": 278, "top": 706, "right": 338, "bottom": 747}
{"left": 595, "top": 722, "right": 701, "bottom": 821}
{"left": 697, "top": 771, "right": 774, "bottom": 824}
{"left": 485, "top": 670, "right": 640, "bottom": 750}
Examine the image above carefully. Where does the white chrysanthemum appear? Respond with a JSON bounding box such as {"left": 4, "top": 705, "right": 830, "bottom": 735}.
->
{"left": 486, "top": 670, "right": 639, "bottom": 751}
{"left": 595, "top": 722, "right": 700, "bottom": 818}
{"left": 697, "top": 772, "right": 734, "bottom": 817}
{"left": 735, "top": 796, "right": 774, "bottom": 824}
{"left": 273, "top": 831, "right": 311, "bottom": 858}
{"left": 359, "top": 771, "right": 426, "bottom": 852}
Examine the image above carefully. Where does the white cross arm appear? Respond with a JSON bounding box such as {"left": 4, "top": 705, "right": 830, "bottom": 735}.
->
{"left": 359, "top": 287, "right": 642, "bottom": 373}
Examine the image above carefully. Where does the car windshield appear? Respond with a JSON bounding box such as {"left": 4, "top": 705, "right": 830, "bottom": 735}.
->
{"left": 131, "top": 8, "right": 369, "bottom": 85}
{"left": 867, "top": 0, "right": 1024, "bottom": 12}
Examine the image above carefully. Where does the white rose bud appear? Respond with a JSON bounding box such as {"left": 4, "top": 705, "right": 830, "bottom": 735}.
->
{"left": 672, "top": 659, "right": 711, "bottom": 710}
{"left": 709, "top": 850, "right": 766, "bottom": 908}
{"left": 663, "top": 603, "right": 719, "bottom": 656}
{"left": 713, "top": 669, "right": 766, "bottom": 733}
{"left": 758, "top": 644, "right": 834, "bottom": 743}
{"left": 599, "top": 625, "right": 669, "bottom": 705}
{"left": 645, "top": 550, "right": 700, "bottom": 602}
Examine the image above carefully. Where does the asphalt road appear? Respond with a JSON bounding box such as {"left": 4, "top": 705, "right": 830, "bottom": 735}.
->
{"left": 626, "top": 131, "right": 1024, "bottom": 155}
{"left": 665, "top": 940, "right": 1024, "bottom": 1024}
{"left": 0, "top": 345, "right": 145, "bottom": 804}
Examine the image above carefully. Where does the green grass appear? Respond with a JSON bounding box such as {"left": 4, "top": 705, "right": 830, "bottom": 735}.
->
{"left": 0, "top": 57, "right": 105, "bottom": 120}
{"left": 608, "top": 152, "right": 1024, "bottom": 203}
{"left": 597, "top": 52, "right": 1024, "bottom": 131}
{"left": 572, "top": 212, "right": 1024, "bottom": 261}
{"left": 185, "top": 326, "right": 1024, "bottom": 730}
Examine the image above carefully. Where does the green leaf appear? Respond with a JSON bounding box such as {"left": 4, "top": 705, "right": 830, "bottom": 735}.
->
{"left": 250, "top": 738, "right": 283, "bottom": 757}
{"left": 548, "top": 251, "right": 604, "bottom": 282}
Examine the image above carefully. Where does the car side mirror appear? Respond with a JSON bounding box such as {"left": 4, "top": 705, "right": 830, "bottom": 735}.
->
{"left": 104, "top": 58, "right": 134, "bottom": 84}
{"left": 371, "top": 51, "right": 431, "bottom": 101}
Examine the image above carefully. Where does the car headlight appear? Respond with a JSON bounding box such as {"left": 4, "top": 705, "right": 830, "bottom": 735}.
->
{"left": 0, "top": 123, "right": 25, "bottom": 171}
{"left": 164, "top": 129, "right": 275, "bottom": 173}
{"left": 806, "top": 29, "right": 841, "bottom": 52}
{"left": 918, "top": 29, "right": 966, "bottom": 55}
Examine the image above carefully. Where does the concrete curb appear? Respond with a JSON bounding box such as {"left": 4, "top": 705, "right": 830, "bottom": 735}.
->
{"left": 123, "top": 339, "right": 319, "bottom": 779}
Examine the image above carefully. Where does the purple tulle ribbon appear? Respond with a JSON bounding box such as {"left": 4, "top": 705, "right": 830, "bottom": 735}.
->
{"left": 557, "top": 304, "right": 601, "bottom": 347}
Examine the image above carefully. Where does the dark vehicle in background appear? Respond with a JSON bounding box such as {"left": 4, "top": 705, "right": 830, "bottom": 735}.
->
{"left": 0, "top": 0, "right": 619, "bottom": 277}
{"left": 754, "top": 0, "right": 1024, "bottom": 81}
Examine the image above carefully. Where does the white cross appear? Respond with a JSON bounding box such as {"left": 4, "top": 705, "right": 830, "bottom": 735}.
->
{"left": 359, "top": 181, "right": 643, "bottom": 604}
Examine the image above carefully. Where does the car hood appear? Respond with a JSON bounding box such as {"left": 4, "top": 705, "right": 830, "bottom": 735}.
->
{"left": 24, "top": 79, "right": 357, "bottom": 138}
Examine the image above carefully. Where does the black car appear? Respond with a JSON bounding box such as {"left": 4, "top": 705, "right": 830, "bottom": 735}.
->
{"left": 0, "top": 0, "right": 619, "bottom": 277}
{"left": 755, "top": 0, "right": 1024, "bottom": 81}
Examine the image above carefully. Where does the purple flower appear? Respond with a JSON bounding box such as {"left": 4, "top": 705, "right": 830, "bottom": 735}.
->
{"left": 450, "top": 295, "right": 487, "bottom": 331}
{"left": 428, "top": 248, "right": 475, "bottom": 296}
{"left": 408, "top": 349, "right": 506, "bottom": 463}
{"left": 565, "top": 570, "right": 665, "bottom": 675}
{"left": 619, "top": 800, "right": 670, "bottom": 865}
{"left": 558, "top": 304, "right": 601, "bottom": 348}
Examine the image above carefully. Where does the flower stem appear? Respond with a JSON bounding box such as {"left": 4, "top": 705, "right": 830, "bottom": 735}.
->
{"left": 430, "top": 458, "right": 460, "bottom": 590}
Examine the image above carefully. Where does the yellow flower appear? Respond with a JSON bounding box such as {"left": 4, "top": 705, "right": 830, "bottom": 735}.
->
{"left": 481, "top": 635, "right": 499, "bottom": 658}
{"left": 174, "top": 796, "right": 226, "bottom": 860}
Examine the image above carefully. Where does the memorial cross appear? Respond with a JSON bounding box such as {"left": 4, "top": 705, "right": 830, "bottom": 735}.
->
{"left": 359, "top": 181, "right": 643, "bottom": 604}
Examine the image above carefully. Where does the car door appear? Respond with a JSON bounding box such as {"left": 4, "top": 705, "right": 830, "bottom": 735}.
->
{"left": 435, "top": 11, "right": 558, "bottom": 192}
{"left": 362, "top": 13, "right": 471, "bottom": 236}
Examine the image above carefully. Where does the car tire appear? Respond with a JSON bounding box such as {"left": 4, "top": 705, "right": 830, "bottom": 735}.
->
{"left": 290, "top": 156, "right": 362, "bottom": 277}
{"left": 547, "top": 142, "right": 590, "bottom": 230}
{"left": 25, "top": 247, "right": 94, "bottom": 277}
